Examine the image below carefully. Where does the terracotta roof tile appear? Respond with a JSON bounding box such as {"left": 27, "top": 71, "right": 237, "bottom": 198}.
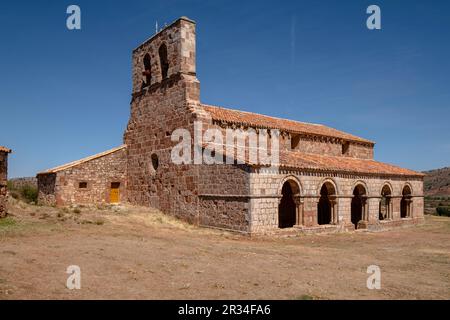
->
{"left": 0, "top": 146, "right": 11, "bottom": 153}
{"left": 201, "top": 143, "right": 423, "bottom": 177}
{"left": 37, "top": 145, "right": 126, "bottom": 175}
{"left": 202, "top": 104, "right": 374, "bottom": 145}
{"left": 279, "top": 151, "right": 424, "bottom": 177}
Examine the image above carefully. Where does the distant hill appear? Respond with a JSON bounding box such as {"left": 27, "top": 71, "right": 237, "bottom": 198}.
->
{"left": 423, "top": 167, "right": 450, "bottom": 196}
{"left": 8, "top": 177, "right": 37, "bottom": 189}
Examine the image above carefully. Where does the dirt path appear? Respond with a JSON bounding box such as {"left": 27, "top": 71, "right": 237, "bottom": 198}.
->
{"left": 0, "top": 201, "right": 449, "bottom": 299}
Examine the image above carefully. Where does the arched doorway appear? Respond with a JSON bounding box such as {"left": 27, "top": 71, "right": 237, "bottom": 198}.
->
{"left": 379, "top": 184, "right": 392, "bottom": 220}
{"left": 278, "top": 179, "right": 301, "bottom": 228}
{"left": 351, "top": 184, "right": 367, "bottom": 229}
{"left": 401, "top": 185, "right": 412, "bottom": 218}
{"left": 318, "top": 182, "right": 337, "bottom": 225}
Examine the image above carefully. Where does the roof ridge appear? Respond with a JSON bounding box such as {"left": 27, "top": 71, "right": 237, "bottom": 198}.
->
{"left": 37, "top": 145, "right": 126, "bottom": 175}
{"left": 201, "top": 104, "right": 374, "bottom": 144}
{"left": 202, "top": 104, "right": 324, "bottom": 127}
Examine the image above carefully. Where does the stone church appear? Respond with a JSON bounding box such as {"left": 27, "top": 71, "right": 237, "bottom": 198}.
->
{"left": 37, "top": 17, "right": 424, "bottom": 233}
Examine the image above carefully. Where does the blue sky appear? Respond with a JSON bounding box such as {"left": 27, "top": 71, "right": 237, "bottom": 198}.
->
{"left": 1, "top": 0, "right": 449, "bottom": 178}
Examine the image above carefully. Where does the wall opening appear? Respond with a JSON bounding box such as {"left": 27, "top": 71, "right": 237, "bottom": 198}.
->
{"left": 342, "top": 141, "right": 350, "bottom": 155}
{"left": 79, "top": 182, "right": 88, "bottom": 189}
{"left": 158, "top": 44, "right": 169, "bottom": 80}
{"left": 379, "top": 184, "right": 392, "bottom": 220}
{"left": 142, "top": 53, "right": 152, "bottom": 87}
{"left": 291, "top": 134, "right": 300, "bottom": 150}
{"left": 278, "top": 180, "right": 300, "bottom": 228}
{"left": 401, "top": 185, "right": 412, "bottom": 218}
{"left": 317, "top": 182, "right": 336, "bottom": 225}
{"left": 351, "top": 184, "right": 367, "bottom": 229}
{"left": 151, "top": 153, "right": 159, "bottom": 171}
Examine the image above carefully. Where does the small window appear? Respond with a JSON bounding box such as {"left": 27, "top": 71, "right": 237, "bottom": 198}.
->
{"left": 342, "top": 142, "right": 350, "bottom": 155}
{"left": 158, "top": 43, "right": 169, "bottom": 79}
{"left": 79, "top": 182, "right": 88, "bottom": 189}
{"left": 291, "top": 134, "right": 300, "bottom": 150}
{"left": 142, "top": 53, "right": 151, "bottom": 87}
{"left": 151, "top": 153, "right": 159, "bottom": 171}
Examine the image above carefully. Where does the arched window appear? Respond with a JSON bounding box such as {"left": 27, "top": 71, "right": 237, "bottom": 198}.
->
{"left": 317, "top": 181, "right": 337, "bottom": 225}
{"left": 151, "top": 153, "right": 159, "bottom": 171}
{"left": 159, "top": 43, "right": 169, "bottom": 79}
{"left": 379, "top": 184, "right": 392, "bottom": 220}
{"left": 351, "top": 184, "right": 367, "bottom": 229}
{"left": 278, "top": 179, "right": 301, "bottom": 228}
{"left": 401, "top": 185, "right": 412, "bottom": 218}
{"left": 142, "top": 53, "right": 152, "bottom": 87}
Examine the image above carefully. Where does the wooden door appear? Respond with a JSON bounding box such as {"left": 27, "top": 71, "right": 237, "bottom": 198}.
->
{"left": 110, "top": 182, "right": 120, "bottom": 203}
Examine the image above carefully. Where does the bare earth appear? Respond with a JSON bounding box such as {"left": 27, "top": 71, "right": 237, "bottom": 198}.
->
{"left": 0, "top": 199, "right": 449, "bottom": 300}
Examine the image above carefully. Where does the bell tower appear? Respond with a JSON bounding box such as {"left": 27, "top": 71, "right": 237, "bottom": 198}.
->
{"left": 131, "top": 16, "right": 198, "bottom": 100}
{"left": 124, "top": 17, "right": 201, "bottom": 209}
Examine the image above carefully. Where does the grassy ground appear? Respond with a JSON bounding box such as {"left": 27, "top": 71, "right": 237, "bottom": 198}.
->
{"left": 0, "top": 198, "right": 449, "bottom": 300}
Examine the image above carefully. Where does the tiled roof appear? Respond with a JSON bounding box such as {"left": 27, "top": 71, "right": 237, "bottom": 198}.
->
{"left": 202, "top": 104, "right": 374, "bottom": 145}
{"left": 279, "top": 151, "right": 424, "bottom": 177}
{"left": 201, "top": 143, "right": 423, "bottom": 177}
{"left": 37, "top": 145, "right": 126, "bottom": 175}
{"left": 0, "top": 146, "right": 11, "bottom": 153}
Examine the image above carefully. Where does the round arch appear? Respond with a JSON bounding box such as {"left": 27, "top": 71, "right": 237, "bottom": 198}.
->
{"left": 402, "top": 183, "right": 413, "bottom": 196}
{"left": 379, "top": 183, "right": 393, "bottom": 221}
{"left": 278, "top": 175, "right": 302, "bottom": 196}
{"left": 351, "top": 183, "right": 368, "bottom": 229}
{"left": 352, "top": 180, "right": 369, "bottom": 195}
{"left": 317, "top": 178, "right": 338, "bottom": 196}
{"left": 401, "top": 184, "right": 413, "bottom": 218}
{"left": 317, "top": 178, "right": 339, "bottom": 226}
{"left": 278, "top": 177, "right": 302, "bottom": 229}
{"left": 379, "top": 181, "right": 394, "bottom": 196}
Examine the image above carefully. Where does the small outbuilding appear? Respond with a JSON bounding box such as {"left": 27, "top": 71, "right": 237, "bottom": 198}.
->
{"left": 37, "top": 145, "right": 127, "bottom": 206}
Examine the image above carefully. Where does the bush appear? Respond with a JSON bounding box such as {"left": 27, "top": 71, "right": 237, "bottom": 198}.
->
{"left": 11, "top": 185, "right": 38, "bottom": 203}
{"left": 436, "top": 206, "right": 450, "bottom": 217}
{"left": 21, "top": 185, "right": 38, "bottom": 203}
{"left": 7, "top": 181, "right": 38, "bottom": 204}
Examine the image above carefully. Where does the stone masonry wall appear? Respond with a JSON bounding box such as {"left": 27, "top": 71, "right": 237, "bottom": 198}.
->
{"left": 248, "top": 169, "right": 424, "bottom": 233}
{"left": 198, "top": 164, "right": 250, "bottom": 231}
{"left": 37, "top": 173, "right": 56, "bottom": 206}
{"left": 38, "top": 148, "right": 127, "bottom": 206}
{"left": 288, "top": 136, "right": 374, "bottom": 159}
{"left": 0, "top": 152, "right": 8, "bottom": 218}
{"left": 346, "top": 143, "right": 374, "bottom": 159}
{"left": 125, "top": 17, "right": 203, "bottom": 224}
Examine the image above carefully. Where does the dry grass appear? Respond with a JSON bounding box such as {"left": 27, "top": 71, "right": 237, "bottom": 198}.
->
{"left": 0, "top": 198, "right": 449, "bottom": 300}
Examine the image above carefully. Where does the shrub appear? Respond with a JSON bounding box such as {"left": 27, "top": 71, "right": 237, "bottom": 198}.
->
{"left": 436, "top": 206, "right": 450, "bottom": 217}
{"left": 20, "top": 185, "right": 38, "bottom": 203}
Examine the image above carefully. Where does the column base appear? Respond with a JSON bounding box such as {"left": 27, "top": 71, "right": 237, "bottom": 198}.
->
{"left": 357, "top": 220, "right": 369, "bottom": 229}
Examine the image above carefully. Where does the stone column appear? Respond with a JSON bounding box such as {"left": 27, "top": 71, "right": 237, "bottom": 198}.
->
{"left": 330, "top": 197, "right": 337, "bottom": 224}
{"left": 406, "top": 199, "right": 413, "bottom": 218}
{"left": 361, "top": 197, "right": 368, "bottom": 221}
{"left": 294, "top": 197, "right": 304, "bottom": 227}
{"left": 386, "top": 197, "right": 392, "bottom": 219}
